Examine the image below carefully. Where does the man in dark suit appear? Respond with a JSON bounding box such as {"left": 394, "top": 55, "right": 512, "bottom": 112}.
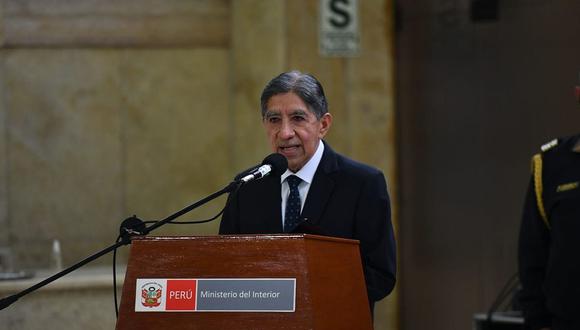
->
{"left": 219, "top": 70, "right": 396, "bottom": 310}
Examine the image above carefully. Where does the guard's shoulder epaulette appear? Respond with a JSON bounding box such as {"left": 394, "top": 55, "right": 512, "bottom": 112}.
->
{"left": 531, "top": 153, "right": 550, "bottom": 229}
{"left": 540, "top": 138, "right": 558, "bottom": 152}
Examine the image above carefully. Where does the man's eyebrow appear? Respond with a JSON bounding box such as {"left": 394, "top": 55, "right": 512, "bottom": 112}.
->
{"left": 264, "top": 110, "right": 280, "bottom": 118}
{"left": 290, "top": 109, "right": 307, "bottom": 116}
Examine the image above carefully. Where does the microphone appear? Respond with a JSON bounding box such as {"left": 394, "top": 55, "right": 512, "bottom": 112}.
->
{"left": 238, "top": 153, "right": 287, "bottom": 184}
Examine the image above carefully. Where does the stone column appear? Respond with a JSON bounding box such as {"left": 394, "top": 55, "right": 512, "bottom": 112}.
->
{"left": 230, "top": 0, "right": 286, "bottom": 170}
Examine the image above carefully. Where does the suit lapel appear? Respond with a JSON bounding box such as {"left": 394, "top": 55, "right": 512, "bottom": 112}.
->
{"left": 259, "top": 175, "right": 283, "bottom": 232}
{"left": 301, "top": 142, "right": 338, "bottom": 226}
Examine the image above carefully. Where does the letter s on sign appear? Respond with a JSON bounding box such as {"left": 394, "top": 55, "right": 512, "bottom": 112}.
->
{"left": 329, "top": 0, "right": 351, "bottom": 28}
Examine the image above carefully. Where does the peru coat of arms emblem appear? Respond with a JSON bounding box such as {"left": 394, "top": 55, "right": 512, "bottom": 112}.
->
{"left": 141, "top": 282, "right": 163, "bottom": 307}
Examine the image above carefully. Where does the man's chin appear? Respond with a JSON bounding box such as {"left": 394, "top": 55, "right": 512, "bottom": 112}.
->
{"left": 286, "top": 159, "right": 303, "bottom": 173}
{"left": 276, "top": 150, "right": 304, "bottom": 171}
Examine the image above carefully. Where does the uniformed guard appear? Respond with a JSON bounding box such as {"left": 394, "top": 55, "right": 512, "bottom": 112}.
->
{"left": 518, "top": 80, "right": 580, "bottom": 330}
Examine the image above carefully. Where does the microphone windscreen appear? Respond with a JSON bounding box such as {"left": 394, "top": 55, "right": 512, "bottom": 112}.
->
{"left": 262, "top": 153, "right": 288, "bottom": 176}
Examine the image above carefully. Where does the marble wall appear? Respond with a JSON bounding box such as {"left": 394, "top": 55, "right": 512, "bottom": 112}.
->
{"left": 1, "top": 48, "right": 231, "bottom": 267}
{"left": 0, "top": 0, "right": 397, "bottom": 329}
{"left": 0, "top": 267, "right": 124, "bottom": 329}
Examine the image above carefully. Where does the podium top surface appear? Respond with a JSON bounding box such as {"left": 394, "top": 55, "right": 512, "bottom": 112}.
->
{"left": 131, "top": 233, "right": 360, "bottom": 246}
{"left": 473, "top": 312, "right": 523, "bottom": 324}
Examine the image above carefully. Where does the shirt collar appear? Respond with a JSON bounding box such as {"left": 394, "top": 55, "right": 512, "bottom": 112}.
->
{"left": 281, "top": 140, "right": 324, "bottom": 184}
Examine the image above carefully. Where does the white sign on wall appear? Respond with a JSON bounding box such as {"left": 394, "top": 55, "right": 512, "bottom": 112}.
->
{"left": 319, "top": 0, "right": 360, "bottom": 57}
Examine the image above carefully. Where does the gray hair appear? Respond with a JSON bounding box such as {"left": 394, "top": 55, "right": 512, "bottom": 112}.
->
{"left": 260, "top": 70, "right": 328, "bottom": 119}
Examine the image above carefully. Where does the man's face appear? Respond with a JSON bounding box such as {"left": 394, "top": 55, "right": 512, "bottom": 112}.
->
{"left": 263, "top": 92, "right": 332, "bottom": 172}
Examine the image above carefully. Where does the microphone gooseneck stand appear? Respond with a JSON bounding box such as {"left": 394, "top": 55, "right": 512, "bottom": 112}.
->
{"left": 0, "top": 180, "right": 239, "bottom": 311}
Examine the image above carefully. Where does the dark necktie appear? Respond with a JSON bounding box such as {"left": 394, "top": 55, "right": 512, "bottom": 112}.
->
{"left": 284, "top": 175, "right": 303, "bottom": 233}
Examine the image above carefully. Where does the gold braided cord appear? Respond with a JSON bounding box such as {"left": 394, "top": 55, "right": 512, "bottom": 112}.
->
{"left": 532, "top": 154, "right": 550, "bottom": 229}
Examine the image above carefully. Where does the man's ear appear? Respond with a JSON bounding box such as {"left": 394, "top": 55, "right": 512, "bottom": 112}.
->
{"left": 319, "top": 113, "right": 333, "bottom": 137}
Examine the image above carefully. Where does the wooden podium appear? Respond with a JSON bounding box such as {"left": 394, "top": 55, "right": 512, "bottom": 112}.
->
{"left": 116, "top": 234, "right": 372, "bottom": 330}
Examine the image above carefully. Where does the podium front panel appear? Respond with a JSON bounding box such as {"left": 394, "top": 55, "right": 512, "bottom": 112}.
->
{"left": 116, "top": 234, "right": 372, "bottom": 330}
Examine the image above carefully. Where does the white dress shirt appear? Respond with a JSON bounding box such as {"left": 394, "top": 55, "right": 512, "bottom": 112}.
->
{"left": 280, "top": 141, "right": 324, "bottom": 227}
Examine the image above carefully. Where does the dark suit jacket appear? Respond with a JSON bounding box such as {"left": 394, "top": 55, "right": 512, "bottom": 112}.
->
{"left": 219, "top": 142, "right": 396, "bottom": 305}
